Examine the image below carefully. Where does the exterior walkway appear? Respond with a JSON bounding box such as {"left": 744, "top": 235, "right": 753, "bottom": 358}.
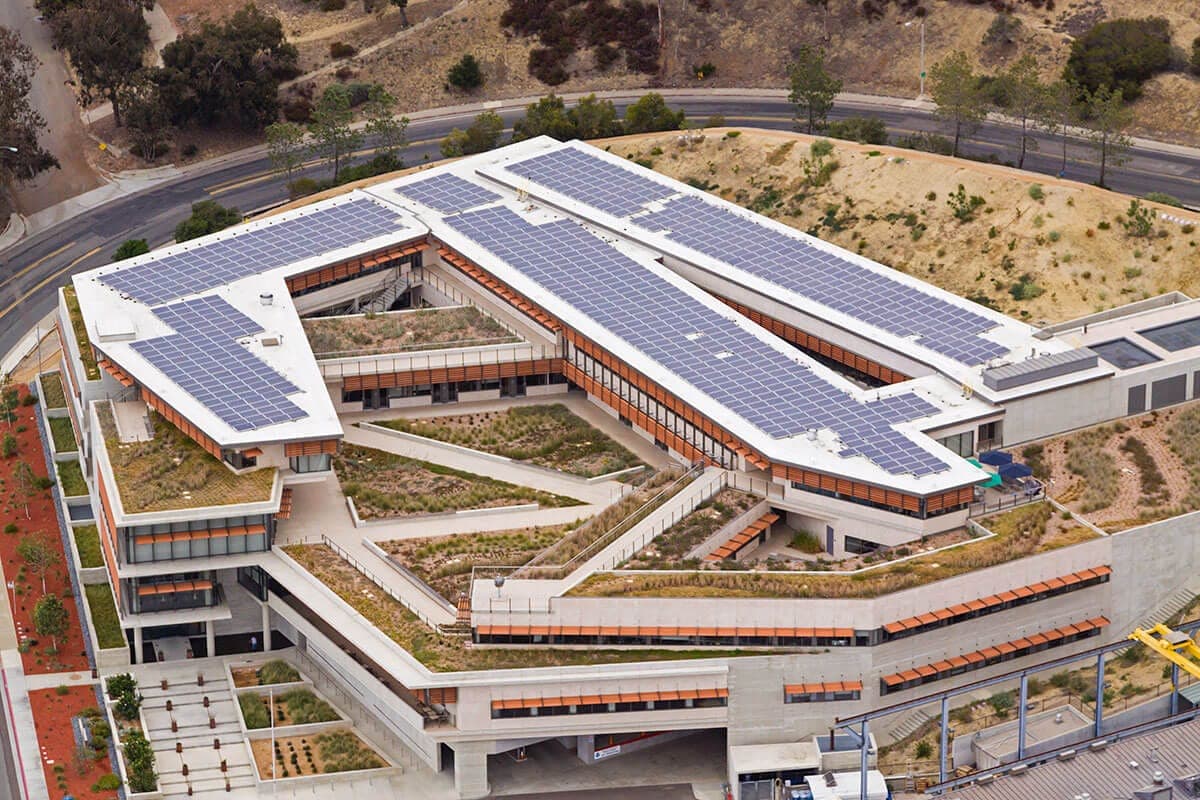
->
{"left": 0, "top": 547, "right": 50, "bottom": 800}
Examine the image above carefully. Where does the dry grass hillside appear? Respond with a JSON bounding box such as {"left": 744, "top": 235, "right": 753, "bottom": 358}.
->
{"left": 611, "top": 128, "right": 1200, "bottom": 325}
{"left": 160, "top": 0, "right": 1200, "bottom": 144}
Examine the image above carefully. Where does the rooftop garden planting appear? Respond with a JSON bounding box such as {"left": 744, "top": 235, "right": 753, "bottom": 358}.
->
{"left": 381, "top": 523, "right": 580, "bottom": 603}
{"left": 231, "top": 659, "right": 302, "bottom": 688}
{"left": 62, "top": 286, "right": 100, "bottom": 381}
{"left": 285, "top": 543, "right": 761, "bottom": 671}
{"left": 1017, "top": 401, "right": 1200, "bottom": 531}
{"left": 73, "top": 525, "right": 103, "bottom": 569}
{"left": 239, "top": 688, "right": 340, "bottom": 729}
{"left": 569, "top": 502, "right": 1097, "bottom": 599}
{"left": 39, "top": 372, "right": 67, "bottom": 409}
{"left": 374, "top": 404, "right": 643, "bottom": 478}
{"left": 57, "top": 460, "right": 87, "bottom": 496}
{"left": 302, "top": 306, "right": 520, "bottom": 358}
{"left": 334, "top": 443, "right": 582, "bottom": 519}
{"left": 98, "top": 402, "right": 275, "bottom": 513}
{"left": 251, "top": 730, "right": 385, "bottom": 779}
{"left": 621, "top": 488, "right": 759, "bottom": 568}
{"left": 85, "top": 584, "right": 124, "bottom": 650}
{"left": 48, "top": 417, "right": 77, "bottom": 453}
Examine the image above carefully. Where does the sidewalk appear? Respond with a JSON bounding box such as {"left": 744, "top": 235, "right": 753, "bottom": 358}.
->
{"left": 0, "top": 566, "right": 50, "bottom": 800}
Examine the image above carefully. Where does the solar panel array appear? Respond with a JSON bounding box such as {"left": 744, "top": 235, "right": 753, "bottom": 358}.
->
{"left": 505, "top": 147, "right": 1010, "bottom": 366}
{"left": 506, "top": 147, "right": 677, "bottom": 217}
{"left": 99, "top": 199, "right": 407, "bottom": 306}
{"left": 866, "top": 393, "right": 940, "bottom": 423}
{"left": 444, "top": 206, "right": 950, "bottom": 476}
{"left": 132, "top": 296, "right": 307, "bottom": 432}
{"left": 393, "top": 173, "right": 502, "bottom": 214}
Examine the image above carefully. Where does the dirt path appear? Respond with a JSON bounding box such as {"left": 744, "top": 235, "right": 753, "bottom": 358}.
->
{"left": 0, "top": 0, "right": 102, "bottom": 214}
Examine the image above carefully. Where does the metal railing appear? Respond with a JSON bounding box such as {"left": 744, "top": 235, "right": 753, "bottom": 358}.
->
{"left": 315, "top": 341, "right": 560, "bottom": 379}
{"left": 319, "top": 534, "right": 441, "bottom": 630}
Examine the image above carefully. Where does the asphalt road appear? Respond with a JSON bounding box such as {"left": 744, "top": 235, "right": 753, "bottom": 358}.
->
{"left": 2, "top": 93, "right": 1200, "bottom": 382}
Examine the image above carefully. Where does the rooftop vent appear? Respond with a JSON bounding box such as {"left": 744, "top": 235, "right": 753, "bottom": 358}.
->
{"left": 261, "top": 333, "right": 282, "bottom": 347}
{"left": 260, "top": 292, "right": 274, "bottom": 306}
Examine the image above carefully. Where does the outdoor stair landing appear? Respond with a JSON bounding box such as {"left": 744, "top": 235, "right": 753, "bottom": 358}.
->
{"left": 705, "top": 512, "right": 779, "bottom": 562}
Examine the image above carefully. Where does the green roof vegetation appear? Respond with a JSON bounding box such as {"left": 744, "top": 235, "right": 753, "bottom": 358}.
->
{"left": 40, "top": 372, "right": 67, "bottom": 409}
{"left": 84, "top": 583, "right": 125, "bottom": 650}
{"left": 570, "top": 502, "right": 1098, "bottom": 599}
{"left": 374, "top": 404, "right": 643, "bottom": 478}
{"left": 98, "top": 402, "right": 275, "bottom": 514}
{"left": 73, "top": 525, "right": 103, "bottom": 569}
{"left": 57, "top": 460, "right": 87, "bottom": 496}
{"left": 62, "top": 286, "right": 100, "bottom": 381}
{"left": 48, "top": 417, "right": 77, "bottom": 453}
{"left": 335, "top": 443, "right": 581, "bottom": 519}
{"left": 285, "top": 543, "right": 764, "bottom": 672}
{"left": 302, "top": 307, "right": 520, "bottom": 358}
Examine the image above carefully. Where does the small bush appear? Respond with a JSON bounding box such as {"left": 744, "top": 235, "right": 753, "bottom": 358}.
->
{"left": 1121, "top": 199, "right": 1154, "bottom": 237}
{"left": 447, "top": 54, "right": 484, "bottom": 91}
{"left": 258, "top": 659, "right": 301, "bottom": 685}
{"left": 330, "top": 41, "right": 356, "bottom": 59}
{"left": 1009, "top": 272, "right": 1045, "bottom": 301}
{"left": 92, "top": 774, "right": 121, "bottom": 791}
{"left": 692, "top": 62, "right": 716, "bottom": 79}
{"left": 948, "top": 184, "right": 986, "bottom": 222}
{"left": 914, "top": 740, "right": 933, "bottom": 760}
{"left": 1144, "top": 191, "right": 1181, "bottom": 207}
{"left": 826, "top": 116, "right": 887, "bottom": 145}
{"left": 282, "top": 97, "right": 313, "bottom": 123}
{"left": 988, "top": 690, "right": 1015, "bottom": 716}
{"left": 288, "top": 177, "right": 319, "bottom": 199}
{"left": 1028, "top": 183, "right": 1044, "bottom": 201}
{"left": 239, "top": 693, "right": 270, "bottom": 729}
{"left": 319, "top": 0, "right": 345, "bottom": 9}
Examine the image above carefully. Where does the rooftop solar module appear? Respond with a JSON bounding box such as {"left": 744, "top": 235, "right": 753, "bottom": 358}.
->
{"left": 132, "top": 296, "right": 307, "bottom": 432}
{"left": 393, "top": 173, "right": 502, "bottom": 214}
{"left": 443, "top": 206, "right": 950, "bottom": 476}
{"left": 504, "top": 147, "right": 1010, "bottom": 367}
{"left": 98, "top": 199, "right": 407, "bottom": 306}
{"left": 507, "top": 147, "right": 677, "bottom": 217}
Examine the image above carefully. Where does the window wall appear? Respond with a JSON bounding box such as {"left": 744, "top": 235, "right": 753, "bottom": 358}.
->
{"left": 123, "top": 513, "right": 273, "bottom": 564}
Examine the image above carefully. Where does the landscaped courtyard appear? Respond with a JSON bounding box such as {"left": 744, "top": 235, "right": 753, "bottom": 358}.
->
{"left": 373, "top": 403, "right": 643, "bottom": 477}
{"left": 231, "top": 659, "right": 302, "bottom": 688}
{"left": 250, "top": 729, "right": 385, "bottom": 779}
{"left": 238, "top": 688, "right": 340, "bottom": 729}
{"left": 621, "top": 488, "right": 759, "bottom": 568}
{"left": 302, "top": 306, "right": 519, "bottom": 358}
{"left": 1016, "top": 401, "right": 1200, "bottom": 531}
{"left": 570, "top": 502, "right": 1096, "bottom": 599}
{"left": 334, "top": 442, "right": 583, "bottom": 519}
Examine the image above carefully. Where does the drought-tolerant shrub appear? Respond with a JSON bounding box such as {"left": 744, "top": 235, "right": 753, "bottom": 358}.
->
{"left": 123, "top": 730, "right": 157, "bottom": 792}
{"left": 280, "top": 689, "right": 340, "bottom": 724}
{"left": 92, "top": 774, "right": 121, "bottom": 791}
{"left": 446, "top": 54, "right": 484, "bottom": 91}
{"left": 1027, "top": 183, "right": 1044, "bottom": 201}
{"left": 825, "top": 116, "right": 887, "bottom": 144}
{"left": 1121, "top": 199, "right": 1154, "bottom": 237}
{"left": 258, "top": 659, "right": 301, "bottom": 685}
{"left": 948, "top": 184, "right": 986, "bottom": 222}
{"left": 239, "top": 693, "right": 270, "bottom": 729}
{"left": 1009, "top": 272, "right": 1044, "bottom": 301}
{"left": 329, "top": 41, "right": 356, "bottom": 59}
{"left": 914, "top": 740, "right": 933, "bottom": 760}
{"left": 1064, "top": 17, "right": 1171, "bottom": 101}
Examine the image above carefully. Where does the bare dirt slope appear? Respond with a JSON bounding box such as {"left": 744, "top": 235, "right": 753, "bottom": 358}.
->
{"left": 161, "top": 0, "right": 1200, "bottom": 145}
{"left": 612, "top": 128, "right": 1200, "bottom": 326}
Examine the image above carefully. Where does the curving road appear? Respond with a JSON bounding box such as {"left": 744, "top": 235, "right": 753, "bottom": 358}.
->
{"left": 2, "top": 91, "right": 1200, "bottom": 369}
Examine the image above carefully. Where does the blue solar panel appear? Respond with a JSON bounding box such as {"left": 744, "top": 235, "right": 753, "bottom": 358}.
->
{"left": 444, "top": 206, "right": 949, "bottom": 476}
{"left": 505, "top": 147, "right": 1010, "bottom": 367}
{"left": 507, "top": 147, "right": 677, "bottom": 217}
{"left": 394, "top": 173, "right": 501, "bottom": 214}
{"left": 132, "top": 296, "right": 307, "bottom": 432}
{"left": 99, "top": 199, "right": 407, "bottom": 306}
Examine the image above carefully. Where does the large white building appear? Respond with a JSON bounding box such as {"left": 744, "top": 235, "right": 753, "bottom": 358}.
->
{"left": 52, "top": 137, "right": 1200, "bottom": 798}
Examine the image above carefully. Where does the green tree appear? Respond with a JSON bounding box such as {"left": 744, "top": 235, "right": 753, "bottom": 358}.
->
{"left": 1064, "top": 17, "right": 1171, "bottom": 101}
{"left": 623, "top": 93, "right": 685, "bottom": 134}
{"left": 117, "top": 76, "right": 170, "bottom": 161}
{"left": 0, "top": 28, "right": 60, "bottom": 185}
{"left": 788, "top": 44, "right": 842, "bottom": 134}
{"left": 929, "top": 50, "right": 987, "bottom": 158}
{"left": 513, "top": 94, "right": 576, "bottom": 141}
{"left": 363, "top": 85, "right": 409, "bottom": 161}
{"left": 13, "top": 460, "right": 38, "bottom": 519}
{"left": 265, "top": 121, "right": 308, "bottom": 186}
{"left": 18, "top": 534, "right": 60, "bottom": 594}
{"left": 568, "top": 94, "right": 622, "bottom": 139}
{"left": 998, "top": 54, "right": 1043, "bottom": 169}
{"left": 1034, "top": 79, "right": 1079, "bottom": 176}
{"left": 113, "top": 239, "right": 149, "bottom": 261}
{"left": 983, "top": 13, "right": 1021, "bottom": 47}
{"left": 825, "top": 116, "right": 887, "bottom": 145}
{"left": 155, "top": 3, "right": 299, "bottom": 130}
{"left": 447, "top": 54, "right": 484, "bottom": 91}
{"left": 2, "top": 433, "right": 16, "bottom": 458}
{"left": 1081, "top": 85, "right": 1132, "bottom": 188}
{"left": 307, "top": 84, "right": 363, "bottom": 182}
{"left": 49, "top": 0, "right": 150, "bottom": 126}
{"left": 175, "top": 200, "right": 241, "bottom": 243}
{"left": 33, "top": 594, "right": 68, "bottom": 652}
{"left": 439, "top": 110, "right": 504, "bottom": 157}
{"left": 0, "top": 372, "right": 16, "bottom": 429}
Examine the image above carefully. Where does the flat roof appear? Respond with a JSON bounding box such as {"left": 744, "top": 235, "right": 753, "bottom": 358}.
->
{"left": 729, "top": 742, "right": 820, "bottom": 775}
{"left": 368, "top": 142, "right": 987, "bottom": 493}
{"left": 71, "top": 191, "right": 428, "bottom": 447}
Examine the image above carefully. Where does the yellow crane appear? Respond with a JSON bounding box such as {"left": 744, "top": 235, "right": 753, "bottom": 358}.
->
{"left": 1129, "top": 623, "right": 1200, "bottom": 679}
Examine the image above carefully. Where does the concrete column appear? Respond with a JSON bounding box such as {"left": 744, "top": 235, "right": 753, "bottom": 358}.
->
{"left": 206, "top": 621, "right": 216, "bottom": 659}
{"left": 262, "top": 604, "right": 272, "bottom": 653}
{"left": 1017, "top": 674, "right": 1029, "bottom": 759}
{"left": 859, "top": 721, "right": 869, "bottom": 800}
{"left": 1094, "top": 652, "right": 1106, "bottom": 737}
{"left": 132, "top": 626, "right": 142, "bottom": 665}
{"left": 453, "top": 742, "right": 490, "bottom": 800}
{"left": 939, "top": 697, "right": 949, "bottom": 784}
{"left": 1171, "top": 664, "right": 1180, "bottom": 716}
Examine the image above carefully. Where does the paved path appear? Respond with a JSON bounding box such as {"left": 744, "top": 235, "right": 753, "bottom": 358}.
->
{"left": 0, "top": 562, "right": 49, "bottom": 800}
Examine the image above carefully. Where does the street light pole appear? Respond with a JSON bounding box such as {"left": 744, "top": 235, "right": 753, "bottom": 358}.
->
{"left": 904, "top": 20, "right": 927, "bottom": 99}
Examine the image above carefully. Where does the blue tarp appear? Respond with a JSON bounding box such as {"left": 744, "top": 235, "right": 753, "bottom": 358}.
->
{"left": 998, "top": 462, "right": 1033, "bottom": 481}
{"left": 978, "top": 450, "right": 1014, "bottom": 466}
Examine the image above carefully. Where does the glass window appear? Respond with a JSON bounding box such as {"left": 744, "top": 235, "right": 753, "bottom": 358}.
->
{"left": 290, "top": 454, "right": 332, "bottom": 473}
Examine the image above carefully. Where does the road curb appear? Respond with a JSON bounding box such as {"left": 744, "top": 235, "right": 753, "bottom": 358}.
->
{"left": 0, "top": 213, "right": 26, "bottom": 254}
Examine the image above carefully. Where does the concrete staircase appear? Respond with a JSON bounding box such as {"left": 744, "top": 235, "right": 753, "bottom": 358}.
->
{"left": 881, "top": 706, "right": 935, "bottom": 746}
{"left": 1141, "top": 581, "right": 1200, "bottom": 628}
{"left": 139, "top": 664, "right": 257, "bottom": 798}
